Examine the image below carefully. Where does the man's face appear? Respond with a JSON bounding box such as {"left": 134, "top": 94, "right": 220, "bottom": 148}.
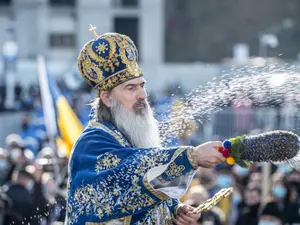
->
{"left": 111, "top": 77, "right": 147, "bottom": 114}
{"left": 245, "top": 188, "right": 260, "bottom": 206}
{"left": 101, "top": 77, "right": 161, "bottom": 148}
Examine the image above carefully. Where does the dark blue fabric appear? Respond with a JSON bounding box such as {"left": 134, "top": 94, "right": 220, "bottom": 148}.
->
{"left": 66, "top": 121, "right": 196, "bottom": 224}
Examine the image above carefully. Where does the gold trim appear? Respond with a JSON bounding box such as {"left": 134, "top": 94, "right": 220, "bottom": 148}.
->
{"left": 142, "top": 175, "right": 169, "bottom": 201}
{"left": 186, "top": 147, "right": 198, "bottom": 169}
{"left": 121, "top": 34, "right": 138, "bottom": 58}
{"left": 171, "top": 146, "right": 187, "bottom": 160}
{"left": 98, "top": 69, "right": 142, "bottom": 91}
{"left": 81, "top": 51, "right": 104, "bottom": 84}
{"left": 160, "top": 204, "right": 166, "bottom": 225}
{"left": 97, "top": 68, "right": 128, "bottom": 84}
{"left": 157, "top": 176, "right": 167, "bottom": 183}
{"left": 87, "top": 43, "right": 107, "bottom": 64}
{"left": 85, "top": 216, "right": 131, "bottom": 225}
{"left": 142, "top": 146, "right": 188, "bottom": 201}
{"left": 89, "top": 121, "right": 127, "bottom": 147}
{"left": 105, "top": 35, "right": 117, "bottom": 60}
{"left": 78, "top": 32, "right": 140, "bottom": 89}
{"left": 124, "top": 216, "right": 132, "bottom": 225}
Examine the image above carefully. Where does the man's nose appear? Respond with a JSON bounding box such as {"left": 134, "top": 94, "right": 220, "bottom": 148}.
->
{"left": 137, "top": 87, "right": 147, "bottom": 99}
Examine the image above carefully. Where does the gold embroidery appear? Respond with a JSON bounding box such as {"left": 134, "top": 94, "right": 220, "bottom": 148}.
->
{"left": 156, "top": 147, "right": 191, "bottom": 183}
{"left": 96, "top": 43, "right": 108, "bottom": 54}
{"left": 106, "top": 35, "right": 117, "bottom": 59}
{"left": 172, "top": 147, "right": 187, "bottom": 159}
{"left": 158, "top": 176, "right": 167, "bottom": 183}
{"left": 87, "top": 44, "right": 119, "bottom": 73}
{"left": 160, "top": 203, "right": 173, "bottom": 225}
{"left": 68, "top": 123, "right": 192, "bottom": 224}
{"left": 86, "top": 43, "right": 106, "bottom": 64}
{"left": 96, "top": 153, "right": 121, "bottom": 174}
{"left": 99, "top": 69, "right": 142, "bottom": 91}
{"left": 120, "top": 34, "right": 138, "bottom": 57}
{"left": 78, "top": 32, "right": 142, "bottom": 91}
{"left": 134, "top": 202, "right": 173, "bottom": 225}
{"left": 142, "top": 175, "right": 168, "bottom": 201}
{"left": 69, "top": 148, "right": 174, "bottom": 224}
{"left": 89, "top": 121, "right": 128, "bottom": 147}
{"left": 142, "top": 147, "right": 188, "bottom": 199}
{"left": 187, "top": 147, "right": 198, "bottom": 169}
{"left": 85, "top": 216, "right": 131, "bottom": 225}
{"left": 165, "top": 162, "right": 185, "bottom": 179}
{"left": 81, "top": 52, "right": 104, "bottom": 84}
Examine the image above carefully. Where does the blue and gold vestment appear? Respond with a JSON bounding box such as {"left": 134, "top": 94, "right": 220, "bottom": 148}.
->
{"left": 66, "top": 121, "right": 198, "bottom": 225}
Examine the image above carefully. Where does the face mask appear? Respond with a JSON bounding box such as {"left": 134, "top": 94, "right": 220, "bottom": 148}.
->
{"left": 272, "top": 185, "right": 287, "bottom": 199}
{"left": 60, "top": 188, "right": 68, "bottom": 198}
{"left": 216, "top": 174, "right": 233, "bottom": 188}
{"left": 232, "top": 193, "right": 241, "bottom": 205}
{"left": 26, "top": 180, "right": 34, "bottom": 191}
{"left": 11, "top": 150, "right": 21, "bottom": 161}
{"left": 0, "top": 159, "right": 8, "bottom": 170}
{"left": 258, "top": 220, "right": 278, "bottom": 225}
{"left": 234, "top": 165, "right": 249, "bottom": 177}
{"left": 277, "top": 164, "right": 292, "bottom": 175}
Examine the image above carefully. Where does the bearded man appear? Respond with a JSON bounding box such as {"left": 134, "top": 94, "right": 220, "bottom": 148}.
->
{"left": 66, "top": 26, "right": 225, "bottom": 225}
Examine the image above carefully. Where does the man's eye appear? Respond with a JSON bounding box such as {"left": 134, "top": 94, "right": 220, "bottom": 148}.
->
{"left": 128, "top": 87, "right": 135, "bottom": 91}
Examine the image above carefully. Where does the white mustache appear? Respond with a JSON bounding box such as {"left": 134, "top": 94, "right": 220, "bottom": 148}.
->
{"left": 111, "top": 98, "right": 161, "bottom": 148}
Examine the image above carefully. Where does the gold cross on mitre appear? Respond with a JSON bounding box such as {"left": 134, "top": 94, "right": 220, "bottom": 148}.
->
{"left": 89, "top": 24, "right": 98, "bottom": 38}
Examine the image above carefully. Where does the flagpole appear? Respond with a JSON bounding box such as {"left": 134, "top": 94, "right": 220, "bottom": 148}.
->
{"left": 37, "top": 55, "right": 57, "bottom": 147}
{"left": 37, "top": 55, "right": 61, "bottom": 190}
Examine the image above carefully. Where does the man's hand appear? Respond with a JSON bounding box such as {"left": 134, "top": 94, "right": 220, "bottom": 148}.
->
{"left": 193, "top": 141, "right": 226, "bottom": 168}
{"left": 173, "top": 204, "right": 200, "bottom": 225}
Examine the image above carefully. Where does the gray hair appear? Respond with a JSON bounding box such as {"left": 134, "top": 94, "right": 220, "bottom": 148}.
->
{"left": 90, "top": 92, "right": 113, "bottom": 122}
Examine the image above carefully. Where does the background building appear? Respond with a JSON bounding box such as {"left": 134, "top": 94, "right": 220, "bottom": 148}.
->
{"left": 0, "top": 0, "right": 298, "bottom": 89}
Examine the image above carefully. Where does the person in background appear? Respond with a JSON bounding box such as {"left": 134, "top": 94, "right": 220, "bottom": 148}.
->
{"left": 235, "top": 184, "right": 261, "bottom": 225}
{"left": 232, "top": 164, "right": 250, "bottom": 188}
{"left": 258, "top": 202, "right": 283, "bottom": 225}
{"left": 228, "top": 184, "right": 243, "bottom": 225}
{"left": 247, "top": 172, "right": 263, "bottom": 188}
{"left": 3, "top": 168, "right": 35, "bottom": 225}
{"left": 0, "top": 148, "right": 11, "bottom": 186}
{"left": 268, "top": 176, "right": 300, "bottom": 224}
{"left": 284, "top": 169, "right": 300, "bottom": 203}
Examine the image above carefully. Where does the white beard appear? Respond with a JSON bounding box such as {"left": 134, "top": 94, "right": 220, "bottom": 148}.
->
{"left": 111, "top": 98, "right": 161, "bottom": 148}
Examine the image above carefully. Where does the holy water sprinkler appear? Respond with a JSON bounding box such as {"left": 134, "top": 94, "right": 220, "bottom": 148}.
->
{"left": 217, "top": 130, "right": 299, "bottom": 167}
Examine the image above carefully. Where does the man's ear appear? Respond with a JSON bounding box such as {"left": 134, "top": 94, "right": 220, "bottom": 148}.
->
{"left": 100, "top": 91, "right": 112, "bottom": 107}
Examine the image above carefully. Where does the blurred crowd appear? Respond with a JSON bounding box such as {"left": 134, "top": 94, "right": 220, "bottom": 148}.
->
{"left": 0, "top": 81, "right": 88, "bottom": 225}
{"left": 181, "top": 163, "right": 300, "bottom": 225}
{"left": 0, "top": 81, "right": 300, "bottom": 225}
{"left": 0, "top": 83, "right": 40, "bottom": 112}
{"left": 2, "top": 133, "right": 300, "bottom": 225}
{"left": 0, "top": 134, "right": 68, "bottom": 225}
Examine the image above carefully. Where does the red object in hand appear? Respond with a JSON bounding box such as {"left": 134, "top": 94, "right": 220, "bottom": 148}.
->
{"left": 222, "top": 148, "right": 230, "bottom": 158}
{"left": 218, "top": 146, "right": 224, "bottom": 153}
